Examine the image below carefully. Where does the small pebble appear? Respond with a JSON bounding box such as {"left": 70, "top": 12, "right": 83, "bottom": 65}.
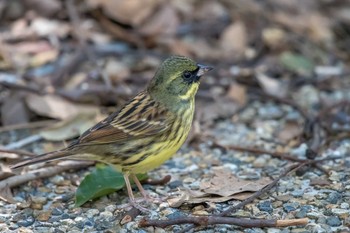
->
{"left": 331, "top": 208, "right": 349, "bottom": 218}
{"left": 50, "top": 175, "right": 65, "bottom": 185}
{"left": 31, "top": 196, "right": 48, "bottom": 204}
{"left": 104, "top": 205, "right": 117, "bottom": 213}
{"left": 168, "top": 180, "right": 183, "bottom": 189}
{"left": 257, "top": 201, "right": 273, "bottom": 214}
{"left": 340, "top": 202, "right": 350, "bottom": 209}
{"left": 86, "top": 209, "right": 99, "bottom": 218}
{"left": 183, "top": 177, "right": 195, "bottom": 183}
{"left": 327, "top": 192, "right": 342, "bottom": 204}
{"left": 236, "top": 170, "right": 261, "bottom": 180}
{"left": 51, "top": 208, "right": 64, "bottom": 216}
{"left": 36, "top": 210, "right": 52, "bottom": 221}
{"left": 17, "top": 216, "right": 35, "bottom": 227}
{"left": 283, "top": 202, "right": 300, "bottom": 213}
{"left": 326, "top": 216, "right": 342, "bottom": 226}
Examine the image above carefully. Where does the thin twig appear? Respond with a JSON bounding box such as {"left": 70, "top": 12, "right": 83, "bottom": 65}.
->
{"left": 140, "top": 216, "right": 308, "bottom": 228}
{"left": 143, "top": 175, "right": 171, "bottom": 186}
{"left": 0, "top": 161, "right": 93, "bottom": 190}
{"left": 214, "top": 143, "right": 304, "bottom": 162}
{"left": 0, "top": 148, "right": 36, "bottom": 157}
{"left": 5, "top": 135, "right": 43, "bottom": 150}
{"left": 0, "top": 120, "right": 57, "bottom": 133}
{"left": 120, "top": 207, "right": 142, "bottom": 225}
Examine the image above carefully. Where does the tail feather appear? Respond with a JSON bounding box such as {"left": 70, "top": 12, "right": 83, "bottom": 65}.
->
{"left": 10, "top": 150, "right": 72, "bottom": 169}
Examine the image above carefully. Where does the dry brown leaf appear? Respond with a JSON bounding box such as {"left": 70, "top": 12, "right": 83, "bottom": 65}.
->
{"left": 201, "top": 169, "right": 271, "bottom": 197}
{"left": 13, "top": 41, "right": 53, "bottom": 54}
{"left": 256, "top": 72, "right": 288, "bottom": 98}
{"left": 167, "top": 189, "right": 262, "bottom": 207}
{"left": 0, "top": 164, "right": 14, "bottom": 180}
{"left": 168, "top": 168, "right": 272, "bottom": 206}
{"left": 226, "top": 82, "right": 247, "bottom": 107}
{"left": 220, "top": 21, "right": 247, "bottom": 58}
{"left": 26, "top": 94, "right": 99, "bottom": 120}
{"left": 30, "top": 17, "right": 70, "bottom": 37}
{"left": 193, "top": 1, "right": 227, "bottom": 20}
{"left": 139, "top": 4, "right": 179, "bottom": 37}
{"left": 197, "top": 98, "right": 240, "bottom": 123}
{"left": 310, "top": 178, "right": 331, "bottom": 186}
{"left": 273, "top": 11, "right": 332, "bottom": 42}
{"left": 277, "top": 120, "right": 303, "bottom": 143}
{"left": 0, "top": 186, "right": 16, "bottom": 204}
{"left": 91, "top": 0, "right": 160, "bottom": 26}
{"left": 24, "top": 0, "right": 62, "bottom": 17}
{"left": 29, "top": 49, "right": 59, "bottom": 67}
{"left": 262, "top": 28, "right": 286, "bottom": 48}
{"left": 1, "top": 94, "right": 30, "bottom": 126}
{"left": 104, "top": 59, "right": 130, "bottom": 83}
{"left": 39, "top": 113, "right": 100, "bottom": 141}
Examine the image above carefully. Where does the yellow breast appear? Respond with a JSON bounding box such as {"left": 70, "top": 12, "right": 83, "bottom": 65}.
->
{"left": 122, "top": 109, "right": 194, "bottom": 174}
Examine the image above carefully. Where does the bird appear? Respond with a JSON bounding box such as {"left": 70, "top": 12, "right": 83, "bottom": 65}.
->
{"left": 10, "top": 55, "right": 212, "bottom": 206}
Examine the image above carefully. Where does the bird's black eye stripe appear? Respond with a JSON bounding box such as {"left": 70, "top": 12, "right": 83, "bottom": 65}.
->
{"left": 182, "top": 67, "right": 200, "bottom": 83}
{"left": 183, "top": 71, "right": 192, "bottom": 80}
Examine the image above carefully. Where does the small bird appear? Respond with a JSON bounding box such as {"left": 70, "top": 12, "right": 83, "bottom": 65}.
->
{"left": 11, "top": 56, "right": 212, "bottom": 205}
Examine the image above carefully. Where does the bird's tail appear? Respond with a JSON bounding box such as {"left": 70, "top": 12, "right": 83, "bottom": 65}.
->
{"left": 10, "top": 149, "right": 73, "bottom": 169}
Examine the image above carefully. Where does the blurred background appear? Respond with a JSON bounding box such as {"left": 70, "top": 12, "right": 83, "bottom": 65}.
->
{"left": 0, "top": 0, "right": 349, "bottom": 149}
{"left": 1, "top": 1, "right": 350, "bottom": 231}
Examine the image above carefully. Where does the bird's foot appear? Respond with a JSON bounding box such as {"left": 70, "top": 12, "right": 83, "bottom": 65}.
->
{"left": 143, "top": 194, "right": 167, "bottom": 204}
{"left": 129, "top": 199, "right": 151, "bottom": 213}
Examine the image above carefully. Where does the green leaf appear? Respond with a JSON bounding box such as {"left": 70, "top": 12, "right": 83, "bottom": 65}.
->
{"left": 75, "top": 164, "right": 148, "bottom": 207}
{"left": 280, "top": 52, "right": 314, "bottom": 76}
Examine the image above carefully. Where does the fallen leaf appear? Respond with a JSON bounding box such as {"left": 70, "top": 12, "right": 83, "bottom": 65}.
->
{"left": 26, "top": 94, "right": 99, "bottom": 120}
{"left": 92, "top": 0, "right": 160, "bottom": 26}
{"left": 30, "top": 17, "right": 70, "bottom": 37}
{"left": 220, "top": 21, "right": 247, "bottom": 58}
{"left": 201, "top": 169, "right": 271, "bottom": 197}
{"left": 277, "top": 120, "right": 303, "bottom": 143}
{"left": 226, "top": 82, "right": 247, "bottom": 107}
{"left": 0, "top": 186, "right": 16, "bottom": 204}
{"left": 104, "top": 59, "right": 130, "bottom": 83}
{"left": 75, "top": 164, "right": 147, "bottom": 207}
{"left": 0, "top": 164, "right": 14, "bottom": 180}
{"left": 167, "top": 189, "right": 260, "bottom": 207}
{"left": 262, "top": 28, "right": 286, "bottom": 48}
{"left": 29, "top": 49, "right": 59, "bottom": 67}
{"left": 1, "top": 94, "right": 30, "bottom": 126}
{"left": 193, "top": 1, "right": 227, "bottom": 20}
{"left": 139, "top": 4, "right": 179, "bottom": 38}
{"left": 197, "top": 98, "right": 240, "bottom": 123}
{"left": 25, "top": 0, "right": 62, "bottom": 17}
{"left": 13, "top": 40, "right": 53, "bottom": 54}
{"left": 256, "top": 72, "right": 288, "bottom": 98}
{"left": 310, "top": 178, "right": 331, "bottom": 186}
{"left": 39, "top": 113, "right": 99, "bottom": 141}
{"left": 279, "top": 51, "right": 314, "bottom": 76}
{"left": 168, "top": 169, "right": 272, "bottom": 206}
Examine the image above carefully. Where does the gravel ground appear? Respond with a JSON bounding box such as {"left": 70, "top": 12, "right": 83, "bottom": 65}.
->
{"left": 1, "top": 95, "right": 350, "bottom": 233}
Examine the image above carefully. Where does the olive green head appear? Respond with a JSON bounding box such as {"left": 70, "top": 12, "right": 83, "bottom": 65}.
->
{"left": 148, "top": 56, "right": 212, "bottom": 102}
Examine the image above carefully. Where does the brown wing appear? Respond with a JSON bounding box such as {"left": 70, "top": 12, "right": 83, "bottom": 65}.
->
{"left": 72, "top": 91, "right": 171, "bottom": 145}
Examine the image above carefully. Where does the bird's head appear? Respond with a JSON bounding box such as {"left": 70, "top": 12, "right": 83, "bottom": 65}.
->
{"left": 148, "top": 56, "right": 212, "bottom": 102}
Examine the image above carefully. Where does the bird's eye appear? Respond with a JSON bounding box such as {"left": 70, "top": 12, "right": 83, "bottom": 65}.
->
{"left": 183, "top": 71, "right": 192, "bottom": 80}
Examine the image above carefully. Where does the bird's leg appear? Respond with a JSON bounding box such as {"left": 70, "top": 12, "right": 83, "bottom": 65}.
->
{"left": 123, "top": 173, "right": 135, "bottom": 201}
{"left": 131, "top": 174, "right": 164, "bottom": 203}
{"left": 123, "top": 173, "right": 150, "bottom": 212}
{"left": 131, "top": 173, "right": 149, "bottom": 200}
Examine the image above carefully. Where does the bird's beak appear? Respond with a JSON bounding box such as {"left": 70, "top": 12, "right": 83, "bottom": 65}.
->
{"left": 197, "top": 64, "right": 213, "bottom": 77}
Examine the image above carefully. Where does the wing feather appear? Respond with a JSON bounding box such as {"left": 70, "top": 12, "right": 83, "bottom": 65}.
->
{"left": 73, "top": 92, "right": 171, "bottom": 145}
